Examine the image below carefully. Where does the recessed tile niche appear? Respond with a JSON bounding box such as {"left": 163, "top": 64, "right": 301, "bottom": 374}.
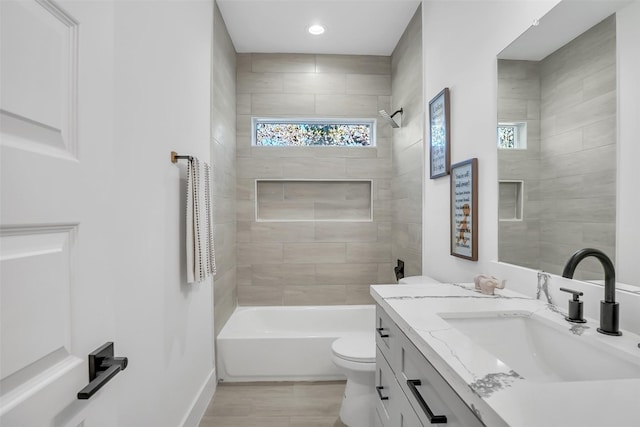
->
{"left": 256, "top": 179, "right": 373, "bottom": 222}
{"left": 499, "top": 180, "right": 523, "bottom": 221}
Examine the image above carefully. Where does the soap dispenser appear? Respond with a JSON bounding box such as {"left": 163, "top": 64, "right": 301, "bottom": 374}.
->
{"left": 560, "top": 287, "right": 586, "bottom": 323}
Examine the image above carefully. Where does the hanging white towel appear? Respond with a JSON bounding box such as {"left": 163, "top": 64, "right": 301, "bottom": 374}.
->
{"left": 186, "top": 157, "right": 216, "bottom": 283}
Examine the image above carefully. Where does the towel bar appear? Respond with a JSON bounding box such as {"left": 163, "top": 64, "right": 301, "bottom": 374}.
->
{"left": 170, "top": 151, "right": 193, "bottom": 163}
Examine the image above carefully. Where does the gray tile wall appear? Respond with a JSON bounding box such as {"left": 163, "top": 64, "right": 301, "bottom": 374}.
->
{"left": 237, "top": 53, "right": 394, "bottom": 306}
{"left": 497, "top": 59, "right": 542, "bottom": 271}
{"left": 497, "top": 16, "right": 616, "bottom": 278}
{"left": 256, "top": 180, "right": 372, "bottom": 221}
{"left": 539, "top": 16, "right": 616, "bottom": 278}
{"left": 391, "top": 6, "right": 423, "bottom": 278}
{"left": 212, "top": 3, "right": 237, "bottom": 337}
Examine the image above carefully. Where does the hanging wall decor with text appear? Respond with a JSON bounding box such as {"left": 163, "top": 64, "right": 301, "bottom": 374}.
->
{"left": 451, "top": 158, "right": 478, "bottom": 260}
{"left": 429, "top": 87, "right": 450, "bottom": 179}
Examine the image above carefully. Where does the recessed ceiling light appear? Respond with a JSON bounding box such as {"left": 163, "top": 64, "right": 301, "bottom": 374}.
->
{"left": 308, "top": 24, "right": 325, "bottom": 36}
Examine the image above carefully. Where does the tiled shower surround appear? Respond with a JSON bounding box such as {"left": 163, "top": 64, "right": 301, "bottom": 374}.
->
{"left": 498, "top": 16, "right": 616, "bottom": 278}
{"left": 497, "top": 59, "right": 542, "bottom": 271}
{"left": 236, "top": 53, "right": 395, "bottom": 305}
{"left": 391, "top": 6, "right": 423, "bottom": 278}
{"left": 212, "top": 3, "right": 237, "bottom": 337}
{"left": 256, "top": 180, "right": 373, "bottom": 222}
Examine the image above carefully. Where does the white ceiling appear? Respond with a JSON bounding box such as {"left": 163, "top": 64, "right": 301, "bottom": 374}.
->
{"left": 498, "top": 0, "right": 631, "bottom": 60}
{"left": 216, "top": 0, "right": 422, "bottom": 56}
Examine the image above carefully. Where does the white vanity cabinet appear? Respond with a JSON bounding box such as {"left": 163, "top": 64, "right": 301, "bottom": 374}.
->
{"left": 375, "top": 305, "right": 485, "bottom": 427}
{"left": 375, "top": 304, "right": 423, "bottom": 426}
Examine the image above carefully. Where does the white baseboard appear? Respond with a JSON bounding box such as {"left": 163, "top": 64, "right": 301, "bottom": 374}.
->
{"left": 180, "top": 368, "right": 217, "bottom": 427}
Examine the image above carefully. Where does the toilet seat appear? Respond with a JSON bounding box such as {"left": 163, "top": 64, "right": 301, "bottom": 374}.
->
{"left": 331, "top": 334, "right": 376, "bottom": 363}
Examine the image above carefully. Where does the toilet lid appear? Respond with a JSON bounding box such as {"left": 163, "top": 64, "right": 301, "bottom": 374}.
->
{"left": 331, "top": 333, "right": 376, "bottom": 363}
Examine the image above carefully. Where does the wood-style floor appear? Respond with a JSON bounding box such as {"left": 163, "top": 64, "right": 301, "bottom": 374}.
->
{"left": 199, "top": 381, "right": 348, "bottom": 427}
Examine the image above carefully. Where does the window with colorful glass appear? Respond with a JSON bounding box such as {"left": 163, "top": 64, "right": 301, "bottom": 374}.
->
{"left": 497, "top": 122, "right": 527, "bottom": 149}
{"left": 252, "top": 118, "right": 375, "bottom": 147}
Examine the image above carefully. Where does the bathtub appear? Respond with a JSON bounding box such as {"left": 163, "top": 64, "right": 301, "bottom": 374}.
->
{"left": 217, "top": 305, "right": 375, "bottom": 382}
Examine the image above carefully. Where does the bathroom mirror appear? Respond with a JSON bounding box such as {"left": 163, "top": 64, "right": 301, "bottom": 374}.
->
{"left": 496, "top": 0, "right": 634, "bottom": 283}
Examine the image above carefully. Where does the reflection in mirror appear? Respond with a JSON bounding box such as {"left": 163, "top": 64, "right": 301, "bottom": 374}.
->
{"left": 497, "top": 12, "right": 617, "bottom": 280}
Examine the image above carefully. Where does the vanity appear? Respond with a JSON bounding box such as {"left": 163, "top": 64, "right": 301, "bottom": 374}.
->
{"left": 371, "top": 283, "right": 640, "bottom": 427}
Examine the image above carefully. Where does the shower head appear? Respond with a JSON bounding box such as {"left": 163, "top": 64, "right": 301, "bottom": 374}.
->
{"left": 378, "top": 108, "right": 403, "bottom": 128}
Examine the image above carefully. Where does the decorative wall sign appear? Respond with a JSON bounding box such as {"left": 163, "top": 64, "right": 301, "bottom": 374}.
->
{"left": 429, "top": 88, "right": 450, "bottom": 179}
{"left": 451, "top": 158, "right": 478, "bottom": 260}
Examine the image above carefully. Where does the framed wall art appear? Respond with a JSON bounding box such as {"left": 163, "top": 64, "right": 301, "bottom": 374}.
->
{"left": 451, "top": 158, "right": 478, "bottom": 260}
{"left": 428, "top": 87, "right": 450, "bottom": 179}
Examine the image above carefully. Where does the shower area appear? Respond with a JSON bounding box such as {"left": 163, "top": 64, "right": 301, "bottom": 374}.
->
{"left": 212, "top": 4, "right": 424, "bottom": 337}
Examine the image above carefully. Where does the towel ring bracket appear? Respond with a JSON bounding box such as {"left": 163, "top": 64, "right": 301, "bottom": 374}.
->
{"left": 171, "top": 151, "right": 194, "bottom": 164}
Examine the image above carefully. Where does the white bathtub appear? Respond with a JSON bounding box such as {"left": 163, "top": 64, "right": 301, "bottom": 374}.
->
{"left": 217, "top": 305, "right": 375, "bottom": 382}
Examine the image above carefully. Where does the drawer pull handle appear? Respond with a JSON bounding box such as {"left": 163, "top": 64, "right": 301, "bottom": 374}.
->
{"left": 376, "top": 385, "right": 389, "bottom": 401}
{"left": 376, "top": 327, "right": 389, "bottom": 338}
{"left": 407, "top": 379, "right": 448, "bottom": 424}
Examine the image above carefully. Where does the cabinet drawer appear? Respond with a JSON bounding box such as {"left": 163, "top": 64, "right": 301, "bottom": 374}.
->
{"left": 398, "top": 387, "right": 425, "bottom": 427}
{"left": 376, "top": 304, "right": 400, "bottom": 370}
{"left": 375, "top": 346, "right": 398, "bottom": 427}
{"left": 377, "top": 347, "right": 426, "bottom": 427}
{"left": 398, "top": 332, "right": 484, "bottom": 427}
{"left": 373, "top": 407, "right": 385, "bottom": 427}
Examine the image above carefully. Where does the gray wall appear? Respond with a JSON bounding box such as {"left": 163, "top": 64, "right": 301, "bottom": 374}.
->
{"left": 497, "top": 60, "right": 542, "bottom": 270}
{"left": 497, "top": 16, "right": 616, "bottom": 278}
{"left": 212, "top": 2, "right": 237, "bottom": 337}
{"left": 539, "top": 15, "right": 616, "bottom": 277}
{"left": 236, "top": 53, "right": 394, "bottom": 306}
{"left": 391, "top": 6, "right": 423, "bottom": 278}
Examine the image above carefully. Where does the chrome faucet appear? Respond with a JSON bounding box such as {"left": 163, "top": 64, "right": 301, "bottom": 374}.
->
{"left": 536, "top": 271, "right": 552, "bottom": 304}
{"left": 562, "top": 248, "right": 621, "bottom": 336}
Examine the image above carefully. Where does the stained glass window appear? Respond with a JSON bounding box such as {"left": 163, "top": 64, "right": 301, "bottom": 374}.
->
{"left": 253, "top": 118, "right": 375, "bottom": 147}
{"left": 497, "top": 122, "right": 527, "bottom": 149}
{"left": 497, "top": 126, "right": 515, "bottom": 148}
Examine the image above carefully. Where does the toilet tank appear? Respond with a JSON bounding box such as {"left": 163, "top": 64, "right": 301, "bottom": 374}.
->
{"left": 398, "top": 276, "right": 442, "bottom": 285}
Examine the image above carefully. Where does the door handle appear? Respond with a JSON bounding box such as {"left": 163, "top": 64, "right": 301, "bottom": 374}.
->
{"left": 77, "top": 342, "right": 128, "bottom": 399}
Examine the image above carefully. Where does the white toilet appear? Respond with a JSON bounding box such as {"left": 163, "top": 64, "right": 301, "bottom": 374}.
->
{"left": 331, "top": 333, "right": 376, "bottom": 427}
{"left": 331, "top": 276, "right": 443, "bottom": 427}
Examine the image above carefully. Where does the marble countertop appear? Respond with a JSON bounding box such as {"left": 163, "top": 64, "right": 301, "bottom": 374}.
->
{"left": 370, "top": 282, "right": 640, "bottom": 427}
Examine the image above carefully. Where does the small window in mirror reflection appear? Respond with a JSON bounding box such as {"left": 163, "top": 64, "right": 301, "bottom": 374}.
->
{"left": 497, "top": 122, "right": 527, "bottom": 149}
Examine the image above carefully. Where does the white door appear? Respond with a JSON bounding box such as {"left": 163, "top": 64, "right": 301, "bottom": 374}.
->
{"left": 1, "top": 1, "right": 120, "bottom": 425}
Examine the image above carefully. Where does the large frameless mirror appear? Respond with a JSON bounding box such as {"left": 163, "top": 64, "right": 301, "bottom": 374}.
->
{"left": 496, "top": 0, "right": 634, "bottom": 284}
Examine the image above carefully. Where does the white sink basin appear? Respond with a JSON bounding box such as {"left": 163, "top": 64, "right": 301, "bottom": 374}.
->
{"left": 440, "top": 311, "right": 640, "bottom": 383}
